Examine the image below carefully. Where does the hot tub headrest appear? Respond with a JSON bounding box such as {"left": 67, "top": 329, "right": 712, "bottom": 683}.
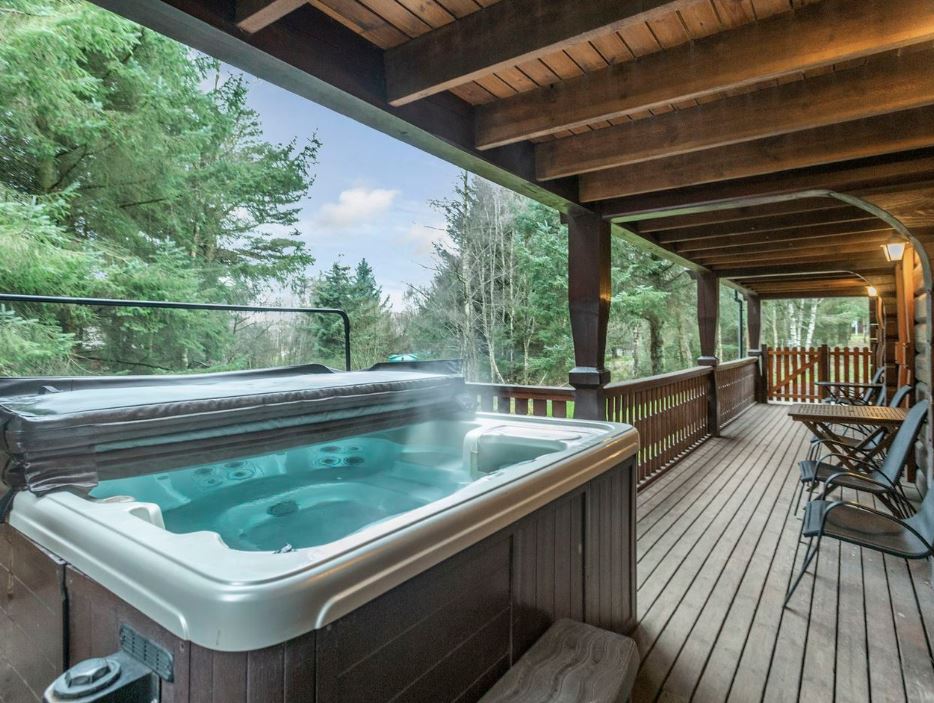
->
{"left": 0, "top": 365, "right": 473, "bottom": 505}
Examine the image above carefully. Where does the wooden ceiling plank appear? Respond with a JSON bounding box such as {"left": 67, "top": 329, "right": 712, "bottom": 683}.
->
{"left": 384, "top": 0, "right": 681, "bottom": 106}
{"left": 654, "top": 209, "right": 876, "bottom": 242}
{"left": 236, "top": 0, "right": 308, "bottom": 33}
{"left": 580, "top": 105, "right": 934, "bottom": 202}
{"left": 537, "top": 47, "right": 934, "bottom": 180}
{"left": 476, "top": 0, "right": 934, "bottom": 149}
{"left": 311, "top": 0, "right": 410, "bottom": 46}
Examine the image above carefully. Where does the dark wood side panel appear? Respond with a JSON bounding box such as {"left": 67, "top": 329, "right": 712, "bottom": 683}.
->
{"left": 316, "top": 534, "right": 512, "bottom": 703}
{"left": 511, "top": 492, "right": 585, "bottom": 658}
{"left": 66, "top": 567, "right": 192, "bottom": 703}
{"left": 585, "top": 465, "right": 637, "bottom": 633}
{"left": 0, "top": 526, "right": 66, "bottom": 703}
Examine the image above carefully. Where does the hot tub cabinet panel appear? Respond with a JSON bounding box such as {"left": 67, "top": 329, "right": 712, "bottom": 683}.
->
{"left": 3, "top": 458, "right": 635, "bottom": 703}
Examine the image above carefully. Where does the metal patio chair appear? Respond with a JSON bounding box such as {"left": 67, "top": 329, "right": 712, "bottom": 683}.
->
{"left": 794, "top": 395, "right": 926, "bottom": 518}
{"left": 785, "top": 400, "right": 931, "bottom": 607}
{"left": 817, "top": 367, "right": 886, "bottom": 406}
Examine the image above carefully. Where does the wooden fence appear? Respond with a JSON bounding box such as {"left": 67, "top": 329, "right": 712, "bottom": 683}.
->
{"left": 764, "top": 345, "right": 873, "bottom": 402}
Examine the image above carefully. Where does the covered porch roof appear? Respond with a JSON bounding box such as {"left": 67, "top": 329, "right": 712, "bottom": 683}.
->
{"left": 97, "top": 0, "right": 934, "bottom": 301}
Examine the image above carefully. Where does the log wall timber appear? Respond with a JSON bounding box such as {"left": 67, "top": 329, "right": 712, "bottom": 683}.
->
{"left": 536, "top": 47, "right": 934, "bottom": 180}
{"left": 475, "top": 0, "right": 934, "bottom": 149}
{"left": 580, "top": 106, "right": 934, "bottom": 202}
{"left": 384, "top": 0, "right": 680, "bottom": 106}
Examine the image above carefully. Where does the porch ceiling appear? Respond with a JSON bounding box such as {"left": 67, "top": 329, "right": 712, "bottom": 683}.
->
{"left": 101, "top": 0, "right": 934, "bottom": 298}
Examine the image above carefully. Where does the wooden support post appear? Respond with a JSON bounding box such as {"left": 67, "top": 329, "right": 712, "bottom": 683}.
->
{"left": 746, "top": 293, "right": 766, "bottom": 403}
{"left": 567, "top": 210, "right": 611, "bottom": 421}
{"left": 817, "top": 344, "right": 830, "bottom": 400}
{"left": 696, "top": 271, "right": 720, "bottom": 436}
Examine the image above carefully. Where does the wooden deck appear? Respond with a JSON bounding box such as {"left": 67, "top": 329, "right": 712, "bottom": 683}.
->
{"left": 633, "top": 403, "right": 934, "bottom": 703}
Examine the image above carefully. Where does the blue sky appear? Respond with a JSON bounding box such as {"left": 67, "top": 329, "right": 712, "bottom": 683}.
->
{"left": 238, "top": 70, "right": 462, "bottom": 309}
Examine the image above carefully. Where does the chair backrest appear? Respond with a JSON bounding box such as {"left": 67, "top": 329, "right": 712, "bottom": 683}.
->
{"left": 879, "top": 399, "right": 930, "bottom": 487}
{"left": 863, "top": 367, "right": 886, "bottom": 404}
{"left": 890, "top": 385, "right": 913, "bottom": 408}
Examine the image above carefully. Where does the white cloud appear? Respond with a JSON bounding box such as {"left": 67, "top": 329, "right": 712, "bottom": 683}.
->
{"left": 403, "top": 222, "right": 449, "bottom": 256}
{"left": 314, "top": 187, "right": 399, "bottom": 229}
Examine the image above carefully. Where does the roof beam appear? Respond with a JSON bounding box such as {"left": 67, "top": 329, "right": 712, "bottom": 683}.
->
{"left": 476, "top": 0, "right": 934, "bottom": 149}
{"left": 694, "top": 241, "right": 894, "bottom": 267}
{"left": 235, "top": 0, "right": 306, "bottom": 33}
{"left": 713, "top": 259, "right": 895, "bottom": 278}
{"left": 673, "top": 220, "right": 892, "bottom": 253}
{"left": 637, "top": 199, "right": 844, "bottom": 233}
{"left": 598, "top": 151, "right": 934, "bottom": 220}
{"left": 580, "top": 106, "right": 934, "bottom": 202}
{"left": 536, "top": 47, "right": 934, "bottom": 180}
{"left": 385, "top": 0, "right": 679, "bottom": 106}
{"left": 653, "top": 210, "right": 876, "bottom": 243}
{"left": 683, "top": 232, "right": 892, "bottom": 259}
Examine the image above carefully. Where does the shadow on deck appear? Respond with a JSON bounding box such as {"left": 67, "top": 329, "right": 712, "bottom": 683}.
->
{"left": 634, "top": 403, "right": 934, "bottom": 703}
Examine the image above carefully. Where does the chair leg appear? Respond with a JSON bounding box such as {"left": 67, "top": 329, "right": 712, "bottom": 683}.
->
{"left": 785, "top": 534, "right": 822, "bottom": 608}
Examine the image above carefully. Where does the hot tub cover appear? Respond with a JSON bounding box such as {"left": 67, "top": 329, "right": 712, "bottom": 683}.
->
{"left": 0, "top": 361, "right": 471, "bottom": 509}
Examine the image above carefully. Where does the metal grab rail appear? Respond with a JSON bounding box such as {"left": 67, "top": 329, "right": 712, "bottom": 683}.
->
{"left": 0, "top": 293, "right": 352, "bottom": 371}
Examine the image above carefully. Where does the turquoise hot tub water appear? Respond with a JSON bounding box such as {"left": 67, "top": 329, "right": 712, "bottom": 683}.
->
{"left": 90, "top": 419, "right": 568, "bottom": 552}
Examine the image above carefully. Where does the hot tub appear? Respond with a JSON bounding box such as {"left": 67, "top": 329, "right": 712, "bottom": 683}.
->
{"left": 1, "top": 366, "right": 639, "bottom": 702}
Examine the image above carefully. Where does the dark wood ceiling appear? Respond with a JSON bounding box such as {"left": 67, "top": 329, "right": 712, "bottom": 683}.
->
{"left": 109, "top": 0, "right": 934, "bottom": 298}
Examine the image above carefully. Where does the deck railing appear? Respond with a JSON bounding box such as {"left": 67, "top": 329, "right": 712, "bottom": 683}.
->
{"left": 467, "top": 356, "right": 758, "bottom": 487}
{"left": 466, "top": 382, "right": 574, "bottom": 418}
{"left": 763, "top": 345, "right": 873, "bottom": 402}
{"left": 605, "top": 367, "right": 712, "bottom": 484}
{"left": 716, "top": 357, "right": 758, "bottom": 426}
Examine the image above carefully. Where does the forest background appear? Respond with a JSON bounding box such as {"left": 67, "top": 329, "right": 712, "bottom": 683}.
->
{"left": 0, "top": 0, "right": 869, "bottom": 385}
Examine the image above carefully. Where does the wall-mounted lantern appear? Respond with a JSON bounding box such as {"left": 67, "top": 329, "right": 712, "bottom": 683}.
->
{"left": 881, "top": 234, "right": 906, "bottom": 262}
{"left": 866, "top": 285, "right": 879, "bottom": 297}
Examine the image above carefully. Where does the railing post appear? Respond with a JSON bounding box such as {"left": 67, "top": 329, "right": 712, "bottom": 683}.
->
{"left": 817, "top": 344, "right": 830, "bottom": 400}
{"left": 753, "top": 344, "right": 769, "bottom": 403}
{"left": 696, "top": 270, "right": 720, "bottom": 437}
{"left": 566, "top": 209, "right": 611, "bottom": 420}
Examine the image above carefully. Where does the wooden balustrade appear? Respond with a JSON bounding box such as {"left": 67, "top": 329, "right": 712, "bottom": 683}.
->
{"left": 466, "top": 382, "right": 574, "bottom": 418}
{"left": 763, "top": 345, "right": 873, "bottom": 402}
{"left": 604, "top": 367, "right": 713, "bottom": 484}
{"left": 467, "top": 359, "right": 759, "bottom": 487}
{"left": 716, "top": 358, "right": 758, "bottom": 427}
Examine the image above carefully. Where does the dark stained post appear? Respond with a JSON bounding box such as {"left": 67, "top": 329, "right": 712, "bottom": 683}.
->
{"left": 696, "top": 270, "right": 720, "bottom": 436}
{"left": 567, "top": 209, "right": 611, "bottom": 421}
{"left": 746, "top": 292, "right": 766, "bottom": 402}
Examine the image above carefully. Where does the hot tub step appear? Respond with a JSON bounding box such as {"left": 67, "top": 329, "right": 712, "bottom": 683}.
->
{"left": 479, "top": 619, "right": 639, "bottom": 703}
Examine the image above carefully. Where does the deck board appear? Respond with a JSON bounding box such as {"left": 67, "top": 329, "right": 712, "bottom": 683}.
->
{"left": 634, "top": 403, "right": 934, "bottom": 702}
